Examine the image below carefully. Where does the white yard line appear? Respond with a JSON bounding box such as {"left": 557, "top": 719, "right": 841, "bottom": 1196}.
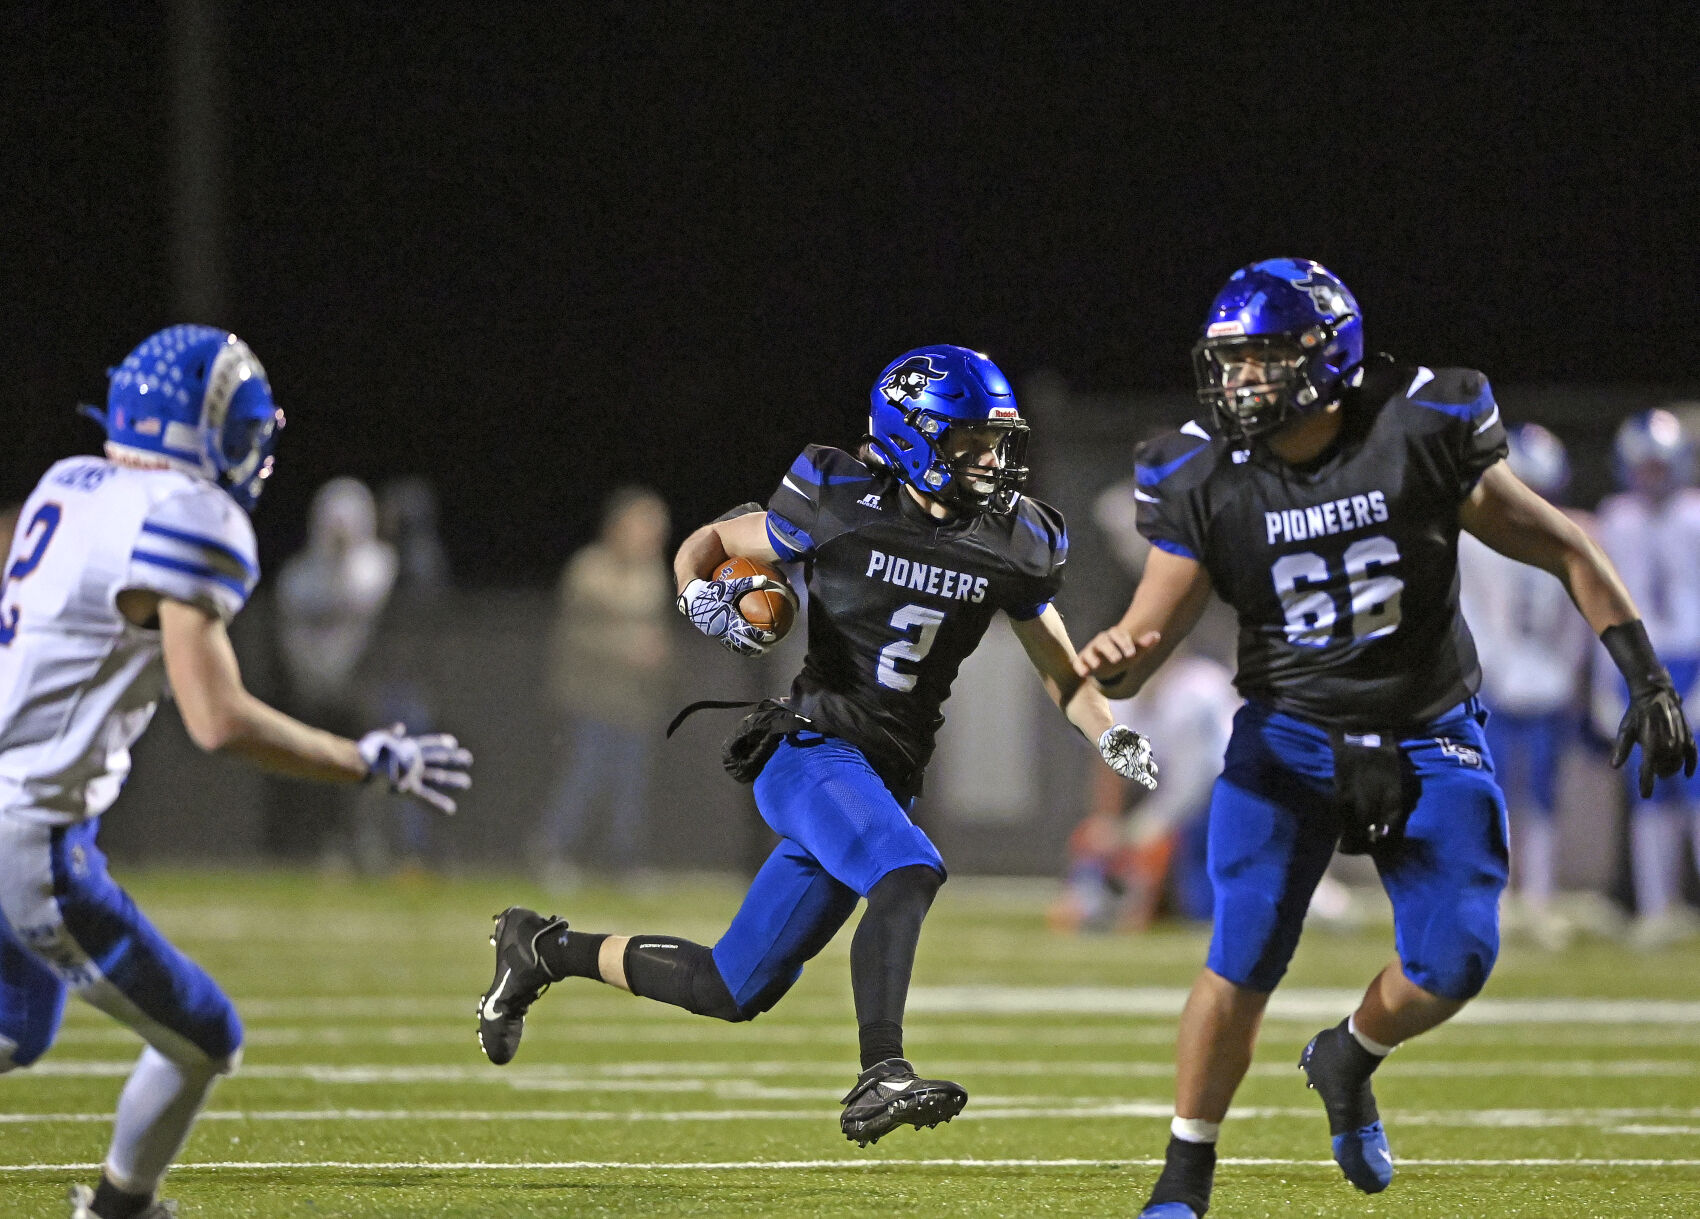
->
{"left": 5, "top": 1156, "right": 1700, "bottom": 1173}
{"left": 5, "top": 1104, "right": 1700, "bottom": 1127}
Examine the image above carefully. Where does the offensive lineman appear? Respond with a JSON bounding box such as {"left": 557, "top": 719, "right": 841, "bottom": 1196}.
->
{"left": 0, "top": 327, "right": 473, "bottom": 1219}
{"left": 477, "top": 345, "right": 1158, "bottom": 1145}
{"left": 1072, "top": 260, "right": 1695, "bottom": 1217}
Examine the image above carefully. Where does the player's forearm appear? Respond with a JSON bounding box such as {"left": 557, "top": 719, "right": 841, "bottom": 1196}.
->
{"left": 1554, "top": 539, "right": 1640, "bottom": 636}
{"left": 190, "top": 692, "right": 367, "bottom": 783}
{"left": 1059, "top": 677, "right": 1116, "bottom": 742}
{"left": 673, "top": 522, "right": 731, "bottom": 591}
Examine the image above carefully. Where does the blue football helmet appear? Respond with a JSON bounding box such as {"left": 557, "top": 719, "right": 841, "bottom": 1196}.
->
{"left": 1506, "top": 423, "right": 1570, "bottom": 499}
{"left": 1613, "top": 407, "right": 1696, "bottom": 499}
{"left": 1193, "top": 257, "right": 1365, "bottom": 441}
{"left": 89, "top": 325, "right": 283, "bottom": 512}
{"left": 866, "top": 345, "right": 1030, "bottom": 513}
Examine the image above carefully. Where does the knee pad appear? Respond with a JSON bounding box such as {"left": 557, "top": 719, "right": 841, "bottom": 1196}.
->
{"left": 1402, "top": 895, "right": 1499, "bottom": 1001}
{"left": 624, "top": 937, "right": 749, "bottom": 1023}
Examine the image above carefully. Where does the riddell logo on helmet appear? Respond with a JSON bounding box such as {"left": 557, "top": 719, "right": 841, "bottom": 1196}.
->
{"left": 989, "top": 406, "right": 1020, "bottom": 421}
{"left": 1207, "top": 321, "right": 1245, "bottom": 337}
{"left": 880, "top": 356, "right": 947, "bottom": 404}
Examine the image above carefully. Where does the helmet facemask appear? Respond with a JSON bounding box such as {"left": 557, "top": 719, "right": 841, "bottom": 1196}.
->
{"left": 1193, "top": 323, "right": 1354, "bottom": 443}
{"left": 896, "top": 410, "right": 1031, "bottom": 515}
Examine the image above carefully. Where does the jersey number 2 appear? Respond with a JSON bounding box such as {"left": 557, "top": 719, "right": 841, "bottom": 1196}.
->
{"left": 876, "top": 604, "right": 946, "bottom": 691}
{"left": 1271, "top": 535, "right": 1402, "bottom": 647}
{"left": 0, "top": 504, "right": 63, "bottom": 647}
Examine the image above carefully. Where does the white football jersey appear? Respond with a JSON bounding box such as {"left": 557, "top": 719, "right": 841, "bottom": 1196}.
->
{"left": 1458, "top": 532, "right": 1589, "bottom": 715}
{"left": 1595, "top": 488, "right": 1700, "bottom": 659}
{"left": 0, "top": 457, "right": 258, "bottom": 824}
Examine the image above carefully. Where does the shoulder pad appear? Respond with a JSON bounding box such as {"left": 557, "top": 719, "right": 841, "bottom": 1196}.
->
{"left": 1398, "top": 365, "right": 1497, "bottom": 422}
{"left": 1135, "top": 426, "right": 1218, "bottom": 491}
{"left": 786, "top": 444, "right": 876, "bottom": 490}
{"left": 1007, "top": 495, "right": 1069, "bottom": 572}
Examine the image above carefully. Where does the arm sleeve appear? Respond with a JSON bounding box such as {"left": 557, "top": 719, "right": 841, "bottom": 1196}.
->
{"left": 125, "top": 486, "right": 259, "bottom": 623}
{"left": 1133, "top": 435, "right": 1210, "bottom": 561}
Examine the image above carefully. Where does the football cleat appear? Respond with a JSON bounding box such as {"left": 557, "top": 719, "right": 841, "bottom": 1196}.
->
{"left": 1300, "top": 1021, "right": 1394, "bottom": 1193}
{"left": 839, "top": 1057, "right": 968, "bottom": 1147}
{"left": 68, "top": 1184, "right": 178, "bottom": 1217}
{"left": 1138, "top": 1205, "right": 1201, "bottom": 1219}
{"left": 477, "top": 906, "right": 566, "bottom": 1066}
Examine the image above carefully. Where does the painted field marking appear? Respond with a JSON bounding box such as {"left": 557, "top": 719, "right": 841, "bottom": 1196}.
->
{"left": 5, "top": 1156, "right": 1700, "bottom": 1174}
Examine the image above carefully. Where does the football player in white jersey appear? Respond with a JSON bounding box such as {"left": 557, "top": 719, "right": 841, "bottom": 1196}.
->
{"left": 0, "top": 327, "right": 473, "bottom": 1219}
{"left": 1458, "top": 424, "right": 1592, "bottom": 948}
{"left": 1593, "top": 408, "right": 1700, "bottom": 947}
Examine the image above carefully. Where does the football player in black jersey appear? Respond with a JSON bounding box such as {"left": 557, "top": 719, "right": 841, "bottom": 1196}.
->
{"left": 1073, "top": 260, "right": 1697, "bottom": 1218}
{"left": 478, "top": 345, "right": 1158, "bottom": 1147}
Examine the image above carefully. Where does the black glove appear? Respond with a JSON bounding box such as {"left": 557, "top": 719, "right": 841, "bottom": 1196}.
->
{"left": 1330, "top": 730, "right": 1411, "bottom": 855}
{"left": 1603, "top": 620, "right": 1698, "bottom": 798}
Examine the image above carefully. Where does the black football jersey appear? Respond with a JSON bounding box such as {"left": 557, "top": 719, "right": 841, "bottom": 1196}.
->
{"left": 1136, "top": 359, "right": 1509, "bottom": 730}
{"left": 765, "top": 445, "right": 1068, "bottom": 797}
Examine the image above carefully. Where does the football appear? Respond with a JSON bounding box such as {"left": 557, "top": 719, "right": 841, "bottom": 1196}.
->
{"left": 715, "top": 555, "right": 799, "bottom": 641}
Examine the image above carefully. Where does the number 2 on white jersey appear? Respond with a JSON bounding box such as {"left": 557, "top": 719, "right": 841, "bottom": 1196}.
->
{"left": 876, "top": 603, "right": 946, "bottom": 691}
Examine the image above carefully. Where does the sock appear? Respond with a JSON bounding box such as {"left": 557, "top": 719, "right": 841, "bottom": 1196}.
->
{"left": 1631, "top": 805, "right": 1683, "bottom": 918}
{"left": 858, "top": 1020, "right": 905, "bottom": 1070}
{"left": 91, "top": 1175, "right": 154, "bottom": 1219}
{"left": 1171, "top": 1115, "right": 1220, "bottom": 1144}
{"left": 1347, "top": 1014, "right": 1396, "bottom": 1059}
{"left": 621, "top": 935, "right": 743, "bottom": 1021}
{"left": 851, "top": 866, "right": 941, "bottom": 1071}
{"left": 106, "top": 1045, "right": 225, "bottom": 1201}
{"left": 1146, "top": 1134, "right": 1216, "bottom": 1215}
{"left": 537, "top": 927, "right": 606, "bottom": 980}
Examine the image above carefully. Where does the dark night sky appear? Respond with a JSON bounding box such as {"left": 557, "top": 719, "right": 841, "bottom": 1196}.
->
{"left": 7, "top": 6, "right": 1696, "bottom": 583}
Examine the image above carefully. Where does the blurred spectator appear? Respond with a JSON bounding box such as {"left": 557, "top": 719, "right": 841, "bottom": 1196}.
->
{"left": 363, "top": 476, "right": 454, "bottom": 873}
{"left": 1458, "top": 424, "right": 1593, "bottom": 949}
{"left": 1592, "top": 408, "right": 1700, "bottom": 948}
{"left": 534, "top": 486, "right": 672, "bottom": 883}
{"left": 264, "top": 477, "right": 398, "bottom": 863}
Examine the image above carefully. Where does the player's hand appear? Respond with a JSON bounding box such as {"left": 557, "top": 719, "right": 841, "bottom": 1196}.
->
{"left": 1072, "top": 627, "right": 1162, "bottom": 693}
{"left": 1099, "top": 725, "right": 1158, "bottom": 790}
{"left": 677, "top": 577, "right": 775, "bottom": 657}
{"left": 1611, "top": 686, "right": 1698, "bottom": 798}
{"left": 357, "top": 724, "right": 474, "bottom": 815}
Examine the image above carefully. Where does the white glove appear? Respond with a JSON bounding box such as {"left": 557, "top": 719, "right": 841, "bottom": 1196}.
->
{"left": 1099, "top": 724, "right": 1158, "bottom": 790}
{"left": 677, "top": 576, "right": 777, "bottom": 657}
{"left": 357, "top": 724, "right": 474, "bottom": 815}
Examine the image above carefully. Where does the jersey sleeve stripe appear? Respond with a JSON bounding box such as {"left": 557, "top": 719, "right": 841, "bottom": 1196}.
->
{"left": 1136, "top": 442, "right": 1209, "bottom": 486}
{"left": 1148, "top": 537, "right": 1199, "bottom": 561}
{"left": 139, "top": 522, "right": 258, "bottom": 577}
{"left": 130, "top": 550, "right": 252, "bottom": 598}
{"left": 766, "top": 514, "right": 811, "bottom": 557}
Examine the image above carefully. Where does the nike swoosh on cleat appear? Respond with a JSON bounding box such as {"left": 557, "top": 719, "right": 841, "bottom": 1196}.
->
{"left": 481, "top": 969, "right": 511, "bottom": 1021}
{"left": 1377, "top": 1149, "right": 1393, "bottom": 1164}
{"left": 877, "top": 1079, "right": 915, "bottom": 1093}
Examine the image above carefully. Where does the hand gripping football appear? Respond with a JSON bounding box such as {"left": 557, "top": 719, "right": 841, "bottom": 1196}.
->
{"left": 713, "top": 556, "right": 799, "bottom": 643}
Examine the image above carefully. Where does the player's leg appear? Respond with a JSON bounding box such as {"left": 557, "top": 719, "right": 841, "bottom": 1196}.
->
{"left": 0, "top": 818, "right": 241, "bottom": 1217}
{"left": 1307, "top": 707, "right": 1508, "bottom": 1195}
{"left": 1143, "top": 706, "right": 1337, "bottom": 1219}
{"left": 750, "top": 735, "right": 965, "bottom": 1144}
{"left": 0, "top": 913, "right": 69, "bottom": 1073}
{"left": 477, "top": 834, "right": 859, "bottom": 1064}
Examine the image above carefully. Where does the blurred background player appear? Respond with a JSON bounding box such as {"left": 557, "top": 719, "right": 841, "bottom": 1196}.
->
{"left": 1593, "top": 407, "right": 1700, "bottom": 947}
{"left": 1074, "top": 260, "right": 1696, "bottom": 1218}
{"left": 476, "top": 345, "right": 1158, "bottom": 1148}
{"left": 1051, "top": 647, "right": 1236, "bottom": 932}
{"left": 0, "top": 326, "right": 471, "bottom": 1219}
{"left": 267, "top": 477, "right": 398, "bottom": 867}
{"left": 533, "top": 485, "right": 674, "bottom": 884}
{"left": 1458, "top": 424, "right": 1593, "bottom": 949}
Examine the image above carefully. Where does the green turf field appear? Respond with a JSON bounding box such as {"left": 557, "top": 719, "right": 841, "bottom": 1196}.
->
{"left": 5, "top": 870, "right": 1698, "bottom": 1217}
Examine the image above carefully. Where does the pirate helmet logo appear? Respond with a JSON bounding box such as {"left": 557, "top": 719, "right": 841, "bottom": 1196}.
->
{"left": 880, "top": 355, "right": 947, "bottom": 405}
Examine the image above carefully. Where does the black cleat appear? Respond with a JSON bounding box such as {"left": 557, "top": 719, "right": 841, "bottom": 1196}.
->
{"left": 839, "top": 1058, "right": 968, "bottom": 1147}
{"left": 1299, "top": 1020, "right": 1394, "bottom": 1193}
{"left": 477, "top": 906, "right": 566, "bottom": 1065}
